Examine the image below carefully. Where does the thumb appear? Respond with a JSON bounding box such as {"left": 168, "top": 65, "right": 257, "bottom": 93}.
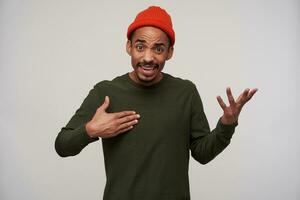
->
{"left": 99, "top": 96, "right": 110, "bottom": 111}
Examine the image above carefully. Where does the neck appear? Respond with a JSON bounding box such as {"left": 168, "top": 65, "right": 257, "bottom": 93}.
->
{"left": 129, "top": 71, "right": 163, "bottom": 86}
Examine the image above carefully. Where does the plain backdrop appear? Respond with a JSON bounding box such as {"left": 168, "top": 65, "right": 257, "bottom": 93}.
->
{"left": 1, "top": 0, "right": 299, "bottom": 199}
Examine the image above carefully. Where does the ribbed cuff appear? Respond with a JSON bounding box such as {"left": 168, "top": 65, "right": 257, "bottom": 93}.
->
{"left": 76, "top": 124, "right": 99, "bottom": 143}
{"left": 216, "top": 118, "right": 238, "bottom": 139}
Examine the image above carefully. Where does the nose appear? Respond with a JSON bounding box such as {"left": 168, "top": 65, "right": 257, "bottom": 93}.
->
{"left": 143, "top": 49, "right": 154, "bottom": 63}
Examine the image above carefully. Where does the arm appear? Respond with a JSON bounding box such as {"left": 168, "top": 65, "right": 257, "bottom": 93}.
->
{"left": 55, "top": 83, "right": 140, "bottom": 157}
{"left": 189, "top": 84, "right": 237, "bottom": 164}
{"left": 189, "top": 84, "right": 257, "bottom": 164}
{"left": 55, "top": 125, "right": 99, "bottom": 157}
{"left": 55, "top": 85, "right": 101, "bottom": 157}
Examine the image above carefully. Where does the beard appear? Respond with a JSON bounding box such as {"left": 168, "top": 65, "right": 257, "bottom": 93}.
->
{"left": 137, "top": 61, "right": 159, "bottom": 70}
{"left": 130, "top": 61, "right": 163, "bottom": 85}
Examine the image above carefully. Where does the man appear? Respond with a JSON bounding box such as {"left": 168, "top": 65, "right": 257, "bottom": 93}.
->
{"left": 55, "top": 6, "right": 257, "bottom": 200}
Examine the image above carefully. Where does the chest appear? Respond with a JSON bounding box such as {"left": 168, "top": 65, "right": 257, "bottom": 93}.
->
{"left": 105, "top": 87, "right": 192, "bottom": 141}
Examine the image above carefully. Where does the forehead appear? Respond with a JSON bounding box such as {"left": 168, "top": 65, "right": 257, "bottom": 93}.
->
{"left": 132, "top": 26, "right": 169, "bottom": 44}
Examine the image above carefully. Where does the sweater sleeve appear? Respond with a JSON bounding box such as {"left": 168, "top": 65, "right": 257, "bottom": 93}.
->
{"left": 189, "top": 84, "right": 238, "bottom": 164}
{"left": 55, "top": 83, "right": 105, "bottom": 157}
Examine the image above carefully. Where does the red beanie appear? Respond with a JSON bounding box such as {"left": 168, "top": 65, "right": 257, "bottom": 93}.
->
{"left": 127, "top": 6, "right": 175, "bottom": 47}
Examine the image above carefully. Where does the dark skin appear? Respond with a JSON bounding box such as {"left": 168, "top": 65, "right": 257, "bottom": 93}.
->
{"left": 126, "top": 26, "right": 174, "bottom": 86}
{"left": 85, "top": 27, "right": 172, "bottom": 138}
{"left": 85, "top": 26, "right": 257, "bottom": 138}
{"left": 85, "top": 96, "right": 140, "bottom": 138}
{"left": 218, "top": 87, "right": 257, "bottom": 124}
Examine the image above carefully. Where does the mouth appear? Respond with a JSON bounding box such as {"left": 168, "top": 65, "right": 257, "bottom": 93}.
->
{"left": 141, "top": 65, "right": 156, "bottom": 71}
{"left": 138, "top": 64, "right": 159, "bottom": 76}
{"left": 139, "top": 63, "right": 159, "bottom": 69}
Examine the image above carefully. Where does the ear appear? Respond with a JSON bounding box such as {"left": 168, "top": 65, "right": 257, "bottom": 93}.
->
{"left": 166, "top": 46, "right": 174, "bottom": 60}
{"left": 126, "top": 40, "right": 132, "bottom": 56}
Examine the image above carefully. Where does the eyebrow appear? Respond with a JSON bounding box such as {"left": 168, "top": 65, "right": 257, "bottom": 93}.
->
{"left": 134, "top": 39, "right": 146, "bottom": 43}
{"left": 154, "top": 43, "right": 166, "bottom": 47}
{"left": 134, "top": 39, "right": 167, "bottom": 47}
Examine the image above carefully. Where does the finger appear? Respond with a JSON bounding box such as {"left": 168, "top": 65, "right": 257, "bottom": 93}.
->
{"left": 216, "top": 96, "right": 227, "bottom": 110}
{"left": 117, "top": 114, "right": 140, "bottom": 124}
{"left": 115, "top": 110, "right": 136, "bottom": 118}
{"left": 226, "top": 87, "right": 236, "bottom": 106}
{"left": 99, "top": 96, "right": 110, "bottom": 111}
{"left": 236, "top": 88, "right": 250, "bottom": 104}
{"left": 118, "top": 119, "right": 138, "bottom": 130}
{"left": 246, "top": 88, "right": 258, "bottom": 101}
{"left": 116, "top": 125, "right": 134, "bottom": 135}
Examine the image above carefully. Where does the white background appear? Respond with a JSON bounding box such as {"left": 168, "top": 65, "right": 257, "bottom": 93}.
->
{"left": 1, "top": 0, "right": 299, "bottom": 199}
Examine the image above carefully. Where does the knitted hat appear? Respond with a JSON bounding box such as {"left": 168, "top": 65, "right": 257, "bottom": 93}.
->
{"left": 127, "top": 6, "right": 175, "bottom": 46}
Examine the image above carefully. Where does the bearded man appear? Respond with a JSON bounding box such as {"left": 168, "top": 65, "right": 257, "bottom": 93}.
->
{"left": 55, "top": 6, "right": 257, "bottom": 200}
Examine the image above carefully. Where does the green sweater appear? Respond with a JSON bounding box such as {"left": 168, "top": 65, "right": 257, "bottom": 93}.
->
{"left": 55, "top": 72, "right": 237, "bottom": 200}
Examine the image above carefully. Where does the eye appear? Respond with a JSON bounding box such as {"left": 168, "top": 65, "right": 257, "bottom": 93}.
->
{"left": 154, "top": 46, "right": 164, "bottom": 53}
{"left": 136, "top": 44, "right": 144, "bottom": 51}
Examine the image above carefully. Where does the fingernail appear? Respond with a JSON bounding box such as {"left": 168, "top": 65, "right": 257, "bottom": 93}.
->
{"left": 136, "top": 114, "right": 140, "bottom": 118}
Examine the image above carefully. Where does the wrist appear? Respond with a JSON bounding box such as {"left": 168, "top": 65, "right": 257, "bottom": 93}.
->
{"left": 85, "top": 122, "right": 96, "bottom": 138}
{"left": 220, "top": 115, "right": 237, "bottom": 125}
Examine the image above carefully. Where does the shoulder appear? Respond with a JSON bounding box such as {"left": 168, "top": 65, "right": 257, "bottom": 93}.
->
{"left": 164, "top": 73, "right": 197, "bottom": 91}
{"left": 93, "top": 74, "right": 128, "bottom": 90}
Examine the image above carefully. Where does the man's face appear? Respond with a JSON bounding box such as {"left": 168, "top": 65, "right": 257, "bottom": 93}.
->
{"left": 126, "top": 26, "right": 174, "bottom": 86}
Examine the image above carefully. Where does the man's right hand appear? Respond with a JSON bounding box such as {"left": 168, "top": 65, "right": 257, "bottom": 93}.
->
{"left": 85, "top": 96, "right": 140, "bottom": 138}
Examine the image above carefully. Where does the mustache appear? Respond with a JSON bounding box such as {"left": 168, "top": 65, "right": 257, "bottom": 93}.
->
{"left": 138, "top": 61, "right": 159, "bottom": 68}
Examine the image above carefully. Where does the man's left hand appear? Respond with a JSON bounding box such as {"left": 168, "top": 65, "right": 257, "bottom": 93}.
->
{"left": 217, "top": 87, "right": 258, "bottom": 125}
